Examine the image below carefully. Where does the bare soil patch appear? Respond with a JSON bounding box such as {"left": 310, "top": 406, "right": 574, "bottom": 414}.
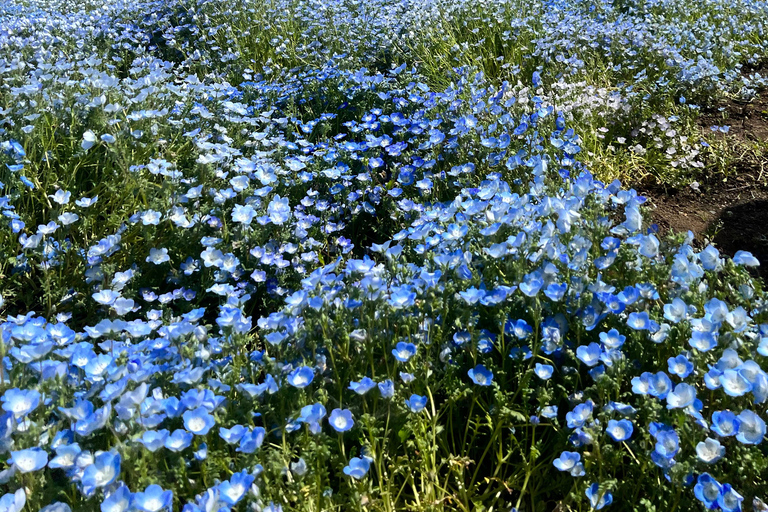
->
{"left": 641, "top": 85, "right": 768, "bottom": 280}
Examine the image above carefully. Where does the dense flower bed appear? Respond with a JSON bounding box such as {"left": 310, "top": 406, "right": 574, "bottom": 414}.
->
{"left": 0, "top": 0, "right": 767, "bottom": 510}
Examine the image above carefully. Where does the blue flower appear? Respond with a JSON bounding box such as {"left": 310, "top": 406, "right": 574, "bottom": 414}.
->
{"left": 139, "top": 430, "right": 168, "bottom": 452}
{"left": 378, "top": 379, "right": 395, "bottom": 398}
{"left": 10, "top": 447, "right": 48, "bottom": 473}
{"left": 392, "top": 342, "right": 417, "bottom": 362}
{"left": 666, "top": 383, "right": 696, "bottom": 409}
{"left": 566, "top": 402, "right": 593, "bottom": 429}
{"left": 328, "top": 409, "right": 354, "bottom": 432}
{"left": 712, "top": 410, "right": 740, "bottom": 437}
{"left": 348, "top": 377, "right": 377, "bottom": 395}
{"left": 219, "top": 425, "right": 248, "bottom": 445}
{"left": 736, "top": 410, "right": 766, "bottom": 445}
{"left": 519, "top": 272, "right": 543, "bottom": 297}
{"left": 534, "top": 363, "right": 553, "bottom": 380}
{"left": 342, "top": 457, "right": 370, "bottom": 479}
{"left": 132, "top": 484, "right": 173, "bottom": 512}
{"left": 667, "top": 354, "right": 693, "bottom": 379}
{"left": 576, "top": 343, "right": 601, "bottom": 367}
{"left": 101, "top": 484, "right": 131, "bottom": 512}
{"left": 405, "top": 394, "right": 428, "bottom": 413}
{"left": 663, "top": 298, "right": 688, "bottom": 323}
{"left": 1, "top": 388, "right": 40, "bottom": 418}
{"left": 553, "top": 451, "right": 581, "bottom": 473}
{"left": 696, "top": 438, "right": 725, "bottom": 464}
{"left": 694, "top": 473, "right": 722, "bottom": 509}
{"left": 717, "top": 484, "right": 744, "bottom": 512}
{"left": 606, "top": 419, "right": 633, "bottom": 442}
{"left": 286, "top": 366, "right": 314, "bottom": 388}
{"left": 82, "top": 451, "right": 121, "bottom": 495}
{"left": 585, "top": 483, "right": 612, "bottom": 509}
{"left": 653, "top": 428, "right": 680, "bottom": 460}
{"left": 0, "top": 490, "right": 25, "bottom": 512}
{"left": 626, "top": 311, "right": 658, "bottom": 331}
{"left": 468, "top": 364, "right": 493, "bottom": 386}
{"left": 598, "top": 329, "right": 625, "bottom": 349}
{"left": 720, "top": 370, "right": 752, "bottom": 397}
{"left": 164, "top": 429, "right": 194, "bottom": 452}
{"left": 733, "top": 250, "right": 759, "bottom": 267}
{"left": 183, "top": 408, "right": 216, "bottom": 436}
{"left": 219, "top": 470, "right": 255, "bottom": 506}
{"left": 267, "top": 195, "right": 291, "bottom": 225}
{"left": 237, "top": 428, "right": 265, "bottom": 453}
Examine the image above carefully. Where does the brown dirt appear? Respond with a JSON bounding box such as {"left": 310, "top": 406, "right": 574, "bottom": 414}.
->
{"left": 640, "top": 85, "right": 768, "bottom": 280}
{"left": 697, "top": 92, "right": 768, "bottom": 143}
{"left": 642, "top": 177, "right": 768, "bottom": 280}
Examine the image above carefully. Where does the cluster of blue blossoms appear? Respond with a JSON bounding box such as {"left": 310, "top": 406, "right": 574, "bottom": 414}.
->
{"left": 0, "top": 0, "right": 767, "bottom": 510}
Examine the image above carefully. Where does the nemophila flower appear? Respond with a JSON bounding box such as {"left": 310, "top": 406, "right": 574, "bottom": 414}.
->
{"left": 405, "top": 394, "right": 428, "bottom": 413}
{"left": 220, "top": 425, "right": 248, "bottom": 444}
{"left": 649, "top": 372, "right": 673, "bottom": 400}
{"left": 349, "top": 377, "right": 376, "bottom": 395}
{"left": 165, "top": 429, "right": 194, "bottom": 452}
{"left": 100, "top": 485, "right": 130, "bottom": 512}
{"left": 585, "top": 483, "right": 612, "bottom": 509}
{"left": 733, "top": 250, "right": 759, "bottom": 266}
{"left": 699, "top": 245, "right": 723, "bottom": 270}
{"left": 468, "top": 364, "right": 493, "bottom": 386}
{"left": 696, "top": 438, "right": 725, "bottom": 464}
{"left": 627, "top": 311, "right": 657, "bottom": 331}
{"left": 11, "top": 447, "right": 48, "bottom": 472}
{"left": 0, "top": 490, "right": 25, "bottom": 512}
{"left": 329, "top": 409, "right": 354, "bottom": 432}
{"left": 606, "top": 419, "right": 633, "bottom": 442}
{"left": 736, "top": 410, "right": 766, "bottom": 445}
{"left": 1, "top": 388, "right": 40, "bottom": 418}
{"left": 720, "top": 370, "right": 752, "bottom": 397}
{"left": 392, "top": 342, "right": 417, "bottom": 362}
{"left": 194, "top": 443, "right": 208, "bottom": 460}
{"left": 667, "top": 383, "right": 696, "bottom": 409}
{"left": 553, "top": 451, "right": 581, "bottom": 473}
{"left": 459, "top": 286, "right": 486, "bottom": 305}
{"left": 712, "top": 410, "right": 740, "bottom": 437}
{"left": 81, "top": 451, "right": 121, "bottom": 494}
{"left": 519, "top": 271, "right": 543, "bottom": 297}
{"left": 92, "top": 289, "right": 119, "bottom": 306}
{"left": 541, "top": 406, "right": 558, "bottom": 419}
{"left": 376, "top": 379, "right": 395, "bottom": 398}
{"left": 663, "top": 298, "right": 688, "bottom": 324}
{"left": 219, "top": 470, "right": 255, "bottom": 506}
{"left": 534, "top": 363, "right": 553, "bottom": 379}
{"left": 389, "top": 285, "right": 416, "bottom": 309}
{"left": 183, "top": 408, "right": 216, "bottom": 436}
{"left": 695, "top": 473, "right": 723, "bottom": 508}
{"left": 132, "top": 484, "right": 172, "bottom": 512}
{"left": 267, "top": 195, "right": 291, "bottom": 224}
{"left": 287, "top": 366, "right": 314, "bottom": 388}
{"left": 146, "top": 248, "right": 170, "bottom": 265}
{"left": 49, "top": 444, "right": 81, "bottom": 470}
{"left": 576, "top": 343, "right": 601, "bottom": 366}
{"left": 667, "top": 354, "right": 693, "bottom": 379}
{"left": 139, "top": 430, "right": 168, "bottom": 452}
{"left": 232, "top": 204, "right": 256, "bottom": 225}
{"left": 654, "top": 428, "right": 680, "bottom": 460}
{"left": 566, "top": 402, "right": 593, "bottom": 429}
{"left": 599, "top": 329, "right": 625, "bottom": 350}
{"left": 718, "top": 484, "right": 744, "bottom": 512}
{"left": 343, "top": 457, "right": 370, "bottom": 479}
{"left": 506, "top": 319, "right": 532, "bottom": 339}
{"left": 238, "top": 428, "right": 266, "bottom": 454}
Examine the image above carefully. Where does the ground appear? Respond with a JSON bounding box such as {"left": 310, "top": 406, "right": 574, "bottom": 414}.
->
{"left": 643, "top": 87, "right": 768, "bottom": 280}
